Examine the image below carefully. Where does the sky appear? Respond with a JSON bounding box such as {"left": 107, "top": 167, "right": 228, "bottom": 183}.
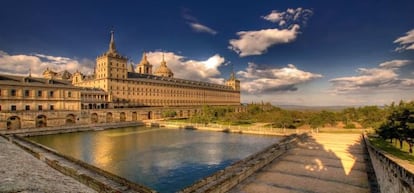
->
{"left": 0, "top": 0, "right": 413, "bottom": 106}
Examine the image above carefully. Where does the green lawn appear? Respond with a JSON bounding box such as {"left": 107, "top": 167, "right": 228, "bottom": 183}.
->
{"left": 369, "top": 137, "right": 414, "bottom": 164}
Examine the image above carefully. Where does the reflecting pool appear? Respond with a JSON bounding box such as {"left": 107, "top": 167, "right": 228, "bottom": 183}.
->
{"left": 29, "top": 127, "right": 280, "bottom": 192}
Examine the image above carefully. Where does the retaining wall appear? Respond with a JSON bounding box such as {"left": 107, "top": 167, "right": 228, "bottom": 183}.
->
{"left": 364, "top": 135, "right": 414, "bottom": 193}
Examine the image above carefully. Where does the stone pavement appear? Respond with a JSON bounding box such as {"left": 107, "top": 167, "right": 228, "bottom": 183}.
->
{"left": 0, "top": 136, "right": 96, "bottom": 193}
{"left": 231, "top": 133, "right": 371, "bottom": 193}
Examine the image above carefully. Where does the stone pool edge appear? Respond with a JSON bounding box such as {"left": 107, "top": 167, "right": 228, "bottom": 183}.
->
{"left": 0, "top": 133, "right": 157, "bottom": 193}
{"left": 178, "top": 133, "right": 307, "bottom": 193}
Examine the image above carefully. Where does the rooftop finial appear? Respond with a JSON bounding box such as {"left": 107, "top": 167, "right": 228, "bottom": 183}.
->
{"left": 29, "top": 68, "right": 32, "bottom": 77}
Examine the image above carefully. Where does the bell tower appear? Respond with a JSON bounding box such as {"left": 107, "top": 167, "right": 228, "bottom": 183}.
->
{"left": 135, "top": 52, "right": 153, "bottom": 74}
{"left": 226, "top": 71, "right": 240, "bottom": 91}
{"left": 95, "top": 30, "right": 128, "bottom": 81}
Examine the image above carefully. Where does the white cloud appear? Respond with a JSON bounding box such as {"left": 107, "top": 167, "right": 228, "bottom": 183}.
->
{"left": 0, "top": 50, "right": 94, "bottom": 77}
{"left": 262, "top": 8, "right": 313, "bottom": 27}
{"left": 236, "top": 62, "right": 322, "bottom": 93}
{"left": 188, "top": 22, "right": 217, "bottom": 35}
{"left": 262, "top": 10, "right": 284, "bottom": 23}
{"left": 394, "top": 29, "right": 414, "bottom": 51}
{"left": 230, "top": 7, "right": 313, "bottom": 57}
{"left": 145, "top": 51, "right": 226, "bottom": 84}
{"left": 378, "top": 59, "right": 411, "bottom": 68}
{"left": 229, "top": 25, "right": 300, "bottom": 57}
{"left": 330, "top": 60, "right": 413, "bottom": 94}
{"left": 183, "top": 10, "right": 217, "bottom": 35}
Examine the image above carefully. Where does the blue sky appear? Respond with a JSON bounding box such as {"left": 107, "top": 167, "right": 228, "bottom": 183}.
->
{"left": 0, "top": 0, "right": 413, "bottom": 106}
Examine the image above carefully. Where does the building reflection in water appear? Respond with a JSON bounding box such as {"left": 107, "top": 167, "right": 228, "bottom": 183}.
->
{"left": 30, "top": 127, "right": 279, "bottom": 193}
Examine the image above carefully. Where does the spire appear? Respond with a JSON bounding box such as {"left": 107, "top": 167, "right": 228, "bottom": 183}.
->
{"left": 108, "top": 29, "right": 117, "bottom": 53}
{"left": 139, "top": 52, "right": 148, "bottom": 64}
{"left": 161, "top": 53, "right": 167, "bottom": 66}
{"left": 29, "top": 68, "right": 32, "bottom": 77}
{"left": 230, "top": 63, "right": 235, "bottom": 80}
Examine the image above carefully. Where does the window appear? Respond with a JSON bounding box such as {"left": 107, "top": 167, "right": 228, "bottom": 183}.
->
{"left": 37, "top": 90, "right": 42, "bottom": 97}
{"left": 25, "top": 105, "right": 30, "bottom": 110}
{"left": 11, "top": 89, "right": 16, "bottom": 96}
{"left": 50, "top": 105, "right": 54, "bottom": 110}
{"left": 24, "top": 90, "right": 30, "bottom": 97}
{"left": 0, "top": 105, "right": 1, "bottom": 111}
{"left": 0, "top": 89, "right": 2, "bottom": 96}
{"left": 11, "top": 105, "right": 16, "bottom": 111}
{"left": 68, "top": 91, "right": 72, "bottom": 97}
{"left": 38, "top": 105, "right": 43, "bottom": 111}
{"left": 49, "top": 91, "right": 54, "bottom": 97}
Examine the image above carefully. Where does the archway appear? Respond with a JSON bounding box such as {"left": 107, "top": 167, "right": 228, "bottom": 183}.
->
{"left": 36, "top": 115, "right": 47, "bottom": 128}
{"left": 7, "top": 116, "right": 21, "bottom": 130}
{"left": 106, "top": 112, "right": 113, "bottom": 123}
{"left": 120, "top": 112, "right": 126, "bottom": 122}
{"left": 66, "top": 114, "right": 76, "bottom": 125}
{"left": 91, "top": 113, "right": 98, "bottom": 123}
{"left": 147, "top": 111, "right": 152, "bottom": 120}
{"left": 132, "top": 112, "right": 137, "bottom": 121}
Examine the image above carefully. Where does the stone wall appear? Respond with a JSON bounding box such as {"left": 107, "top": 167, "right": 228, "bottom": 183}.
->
{"left": 179, "top": 134, "right": 306, "bottom": 193}
{"left": 363, "top": 135, "right": 414, "bottom": 193}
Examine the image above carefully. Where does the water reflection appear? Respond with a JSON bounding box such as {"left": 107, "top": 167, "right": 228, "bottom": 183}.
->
{"left": 29, "top": 127, "right": 279, "bottom": 193}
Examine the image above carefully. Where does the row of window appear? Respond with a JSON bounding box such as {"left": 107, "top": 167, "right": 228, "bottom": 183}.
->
{"left": 0, "top": 104, "right": 54, "bottom": 111}
{"left": 0, "top": 89, "right": 72, "bottom": 98}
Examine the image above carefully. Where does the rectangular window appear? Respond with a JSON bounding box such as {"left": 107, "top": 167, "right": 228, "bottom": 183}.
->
{"left": 37, "top": 90, "right": 42, "bottom": 97}
{"left": 11, "top": 89, "right": 16, "bottom": 96}
{"left": 11, "top": 105, "right": 16, "bottom": 111}
{"left": 25, "top": 105, "right": 30, "bottom": 110}
{"left": 49, "top": 91, "right": 54, "bottom": 97}
{"left": 24, "top": 90, "right": 30, "bottom": 97}
{"left": 0, "top": 105, "right": 1, "bottom": 111}
{"left": 50, "top": 105, "right": 54, "bottom": 110}
{"left": 0, "top": 89, "right": 2, "bottom": 96}
{"left": 38, "top": 105, "right": 42, "bottom": 111}
{"left": 68, "top": 91, "right": 72, "bottom": 97}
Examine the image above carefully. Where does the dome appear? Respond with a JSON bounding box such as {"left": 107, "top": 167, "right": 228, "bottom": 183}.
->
{"left": 154, "top": 55, "right": 174, "bottom": 78}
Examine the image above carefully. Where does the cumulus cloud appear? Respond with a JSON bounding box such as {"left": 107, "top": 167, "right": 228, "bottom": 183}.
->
{"left": 236, "top": 62, "right": 322, "bottom": 93}
{"left": 0, "top": 50, "right": 94, "bottom": 77}
{"left": 330, "top": 60, "right": 414, "bottom": 94}
{"left": 145, "top": 51, "right": 226, "bottom": 84}
{"left": 394, "top": 29, "right": 414, "bottom": 52}
{"left": 229, "top": 7, "right": 313, "bottom": 57}
{"left": 188, "top": 22, "right": 217, "bottom": 35}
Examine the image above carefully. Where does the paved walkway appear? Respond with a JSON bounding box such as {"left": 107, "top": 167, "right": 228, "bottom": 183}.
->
{"left": 232, "top": 133, "right": 371, "bottom": 193}
{"left": 0, "top": 136, "right": 96, "bottom": 193}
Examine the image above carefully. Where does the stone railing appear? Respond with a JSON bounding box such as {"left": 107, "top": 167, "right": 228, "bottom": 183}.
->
{"left": 363, "top": 135, "right": 414, "bottom": 193}
{"left": 179, "top": 133, "right": 307, "bottom": 193}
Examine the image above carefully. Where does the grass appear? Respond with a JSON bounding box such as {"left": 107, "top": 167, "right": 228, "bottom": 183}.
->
{"left": 369, "top": 137, "right": 414, "bottom": 164}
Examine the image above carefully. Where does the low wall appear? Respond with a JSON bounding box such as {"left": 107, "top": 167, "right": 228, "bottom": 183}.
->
{"left": 0, "top": 121, "right": 144, "bottom": 135}
{"left": 363, "top": 135, "right": 414, "bottom": 193}
{"left": 4, "top": 134, "right": 156, "bottom": 193}
{"left": 179, "top": 134, "right": 306, "bottom": 193}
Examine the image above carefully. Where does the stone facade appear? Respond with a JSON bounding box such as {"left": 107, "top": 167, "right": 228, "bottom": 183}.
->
{"left": 0, "top": 31, "right": 241, "bottom": 130}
